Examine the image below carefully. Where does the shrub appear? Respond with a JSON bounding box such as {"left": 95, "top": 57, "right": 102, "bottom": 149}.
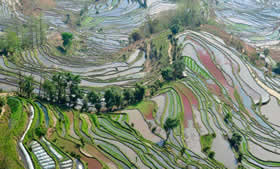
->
{"left": 208, "top": 151, "right": 215, "bottom": 159}
{"left": 61, "top": 32, "right": 73, "bottom": 47}
{"left": 35, "top": 127, "right": 47, "bottom": 137}
{"left": 7, "top": 97, "right": 20, "bottom": 113}
{"left": 161, "top": 66, "right": 174, "bottom": 81}
{"left": 264, "top": 48, "right": 269, "bottom": 57}
{"left": 130, "top": 31, "right": 142, "bottom": 42}
{"left": 0, "top": 97, "right": 5, "bottom": 107}
{"left": 170, "top": 24, "right": 180, "bottom": 34}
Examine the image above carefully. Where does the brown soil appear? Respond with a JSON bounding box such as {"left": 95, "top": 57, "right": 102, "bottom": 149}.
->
{"left": 46, "top": 109, "right": 57, "bottom": 139}
{"left": 47, "top": 32, "right": 63, "bottom": 47}
{"left": 81, "top": 156, "right": 102, "bottom": 169}
{"left": 82, "top": 144, "right": 118, "bottom": 169}
{"left": 21, "top": 0, "right": 56, "bottom": 15}
{"left": 168, "top": 42, "right": 172, "bottom": 64}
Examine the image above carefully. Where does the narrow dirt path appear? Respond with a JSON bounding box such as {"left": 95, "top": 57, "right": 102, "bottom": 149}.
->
{"left": 168, "top": 42, "right": 173, "bottom": 64}
{"left": 0, "top": 105, "right": 6, "bottom": 118}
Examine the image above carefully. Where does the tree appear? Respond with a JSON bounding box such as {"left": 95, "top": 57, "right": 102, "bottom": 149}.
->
{"left": 69, "top": 86, "right": 83, "bottom": 107}
{"left": 170, "top": 24, "right": 180, "bottom": 35}
{"left": 42, "top": 79, "right": 55, "bottom": 101}
{"left": 52, "top": 72, "right": 67, "bottom": 103}
{"left": 264, "top": 48, "right": 270, "bottom": 57}
{"left": 229, "top": 132, "right": 242, "bottom": 151}
{"left": 104, "top": 87, "right": 123, "bottom": 111}
{"left": 81, "top": 98, "right": 89, "bottom": 113}
{"left": 19, "top": 75, "right": 34, "bottom": 98}
{"left": 130, "top": 31, "right": 142, "bottom": 42}
{"left": 123, "top": 88, "right": 135, "bottom": 105}
{"left": 208, "top": 151, "right": 215, "bottom": 159}
{"left": 65, "top": 14, "right": 71, "bottom": 24}
{"left": 154, "top": 79, "right": 163, "bottom": 89}
{"left": 172, "top": 58, "right": 185, "bottom": 79}
{"left": 66, "top": 73, "right": 82, "bottom": 106}
{"left": 237, "top": 153, "right": 243, "bottom": 162}
{"left": 49, "top": 72, "right": 82, "bottom": 106}
{"left": 61, "top": 32, "right": 73, "bottom": 48}
{"left": 0, "top": 97, "right": 5, "bottom": 108}
{"left": 224, "top": 113, "right": 232, "bottom": 124}
{"left": 161, "top": 66, "right": 174, "bottom": 81}
{"left": 1, "top": 30, "right": 20, "bottom": 54}
{"left": 39, "top": 14, "right": 47, "bottom": 45}
{"left": 35, "top": 126, "right": 46, "bottom": 137}
{"left": 134, "top": 83, "right": 145, "bottom": 102}
{"left": 180, "top": 147, "right": 186, "bottom": 156}
{"left": 273, "top": 62, "right": 280, "bottom": 74}
{"left": 95, "top": 103, "right": 102, "bottom": 113}
{"left": 164, "top": 117, "right": 179, "bottom": 141}
{"left": 87, "top": 90, "right": 100, "bottom": 105}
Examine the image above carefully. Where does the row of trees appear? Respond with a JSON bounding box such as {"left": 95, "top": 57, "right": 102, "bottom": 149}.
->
{"left": 17, "top": 71, "right": 146, "bottom": 112}
{"left": 82, "top": 83, "right": 146, "bottom": 113}
{"left": 42, "top": 72, "right": 83, "bottom": 106}
{"left": 0, "top": 16, "right": 47, "bottom": 56}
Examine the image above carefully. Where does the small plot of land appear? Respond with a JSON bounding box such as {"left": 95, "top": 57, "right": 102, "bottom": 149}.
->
{"left": 129, "top": 100, "right": 156, "bottom": 120}
{"left": 124, "top": 109, "right": 161, "bottom": 143}
{"left": 184, "top": 121, "right": 204, "bottom": 156}
{"left": 260, "top": 96, "right": 280, "bottom": 126}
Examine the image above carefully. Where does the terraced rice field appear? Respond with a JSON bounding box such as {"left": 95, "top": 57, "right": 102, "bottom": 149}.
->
{"left": 213, "top": 0, "right": 280, "bottom": 46}
{"left": 0, "top": 0, "right": 175, "bottom": 87}
{"left": 7, "top": 30, "right": 280, "bottom": 169}
{"left": 2, "top": 0, "right": 280, "bottom": 168}
{"left": 10, "top": 30, "right": 280, "bottom": 169}
{"left": 174, "top": 30, "right": 280, "bottom": 168}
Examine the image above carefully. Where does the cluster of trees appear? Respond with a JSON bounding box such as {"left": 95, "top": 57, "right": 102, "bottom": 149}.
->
{"left": 42, "top": 72, "right": 83, "bottom": 107}
{"left": 17, "top": 71, "right": 83, "bottom": 108}
{"left": 18, "top": 75, "right": 35, "bottom": 98}
{"left": 161, "top": 58, "right": 186, "bottom": 81}
{"left": 84, "top": 83, "right": 146, "bottom": 113}
{"left": 0, "top": 16, "right": 47, "bottom": 56}
{"left": 17, "top": 71, "right": 147, "bottom": 113}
